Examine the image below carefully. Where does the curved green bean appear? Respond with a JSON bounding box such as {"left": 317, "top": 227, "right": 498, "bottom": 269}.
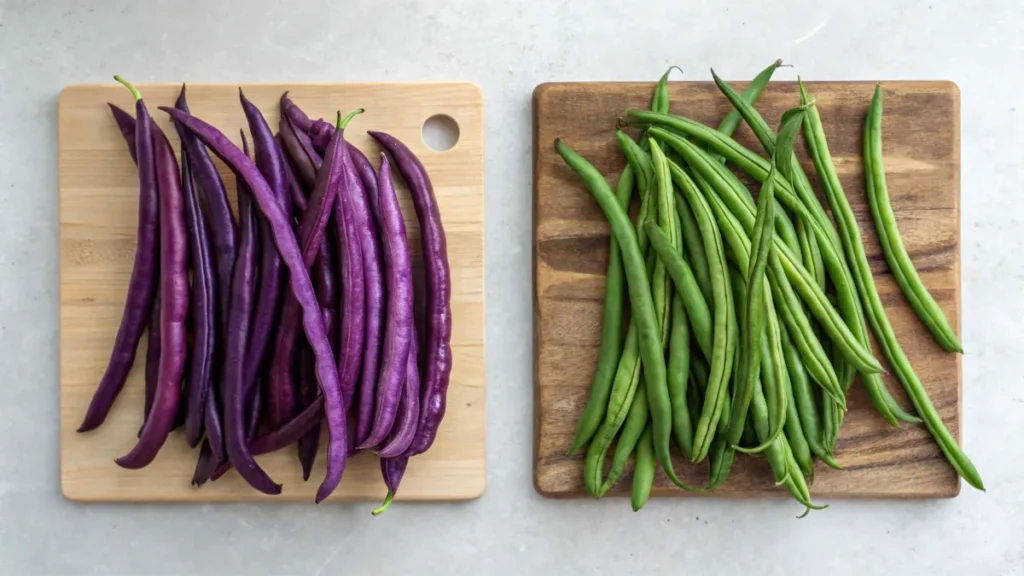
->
{"left": 864, "top": 85, "right": 962, "bottom": 353}
{"left": 712, "top": 59, "right": 784, "bottom": 144}
{"left": 798, "top": 83, "right": 983, "bottom": 491}
{"left": 631, "top": 423, "right": 656, "bottom": 512}
{"left": 598, "top": 380, "right": 649, "bottom": 495}
{"left": 645, "top": 223, "right": 713, "bottom": 358}
{"left": 668, "top": 293, "right": 694, "bottom": 458}
{"left": 781, "top": 323, "right": 841, "bottom": 469}
{"left": 671, "top": 165, "right": 737, "bottom": 463}
{"left": 675, "top": 196, "right": 714, "bottom": 308}
{"left": 728, "top": 166, "right": 775, "bottom": 450}
{"left": 568, "top": 166, "right": 634, "bottom": 455}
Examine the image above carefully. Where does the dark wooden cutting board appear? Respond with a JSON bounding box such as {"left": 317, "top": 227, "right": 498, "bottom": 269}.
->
{"left": 533, "top": 80, "right": 962, "bottom": 498}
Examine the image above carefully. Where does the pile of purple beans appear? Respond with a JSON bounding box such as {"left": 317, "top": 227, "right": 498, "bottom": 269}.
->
{"left": 77, "top": 77, "right": 453, "bottom": 513}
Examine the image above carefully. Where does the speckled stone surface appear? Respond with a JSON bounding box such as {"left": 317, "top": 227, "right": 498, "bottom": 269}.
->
{"left": 0, "top": 0, "right": 1020, "bottom": 573}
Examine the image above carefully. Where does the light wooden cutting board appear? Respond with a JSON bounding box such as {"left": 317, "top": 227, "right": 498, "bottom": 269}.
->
{"left": 59, "top": 82, "right": 485, "bottom": 502}
{"left": 534, "top": 80, "right": 962, "bottom": 498}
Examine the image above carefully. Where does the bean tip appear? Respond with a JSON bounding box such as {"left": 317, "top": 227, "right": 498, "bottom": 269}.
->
{"left": 112, "top": 75, "right": 142, "bottom": 102}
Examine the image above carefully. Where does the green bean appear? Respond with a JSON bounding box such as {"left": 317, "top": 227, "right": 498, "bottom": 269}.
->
{"left": 741, "top": 412, "right": 758, "bottom": 448}
{"left": 711, "top": 70, "right": 838, "bottom": 248}
{"left": 798, "top": 83, "right": 983, "bottom": 491}
{"left": 727, "top": 165, "right": 775, "bottom": 449}
{"left": 667, "top": 292, "right": 694, "bottom": 458}
{"left": 644, "top": 140, "right": 702, "bottom": 491}
{"left": 671, "top": 164, "right": 737, "bottom": 463}
{"left": 557, "top": 140, "right": 672, "bottom": 489}
{"left": 646, "top": 224, "right": 713, "bottom": 358}
{"left": 675, "top": 196, "right": 714, "bottom": 308}
{"left": 637, "top": 111, "right": 897, "bottom": 436}
{"left": 631, "top": 422, "right": 656, "bottom": 511}
{"left": 798, "top": 214, "right": 826, "bottom": 294}
{"left": 782, "top": 323, "right": 841, "bottom": 469}
{"left": 738, "top": 287, "right": 788, "bottom": 455}
{"left": 652, "top": 126, "right": 883, "bottom": 377}
{"left": 652, "top": 66, "right": 678, "bottom": 116}
{"left": 584, "top": 323, "right": 641, "bottom": 495}
{"left": 616, "top": 131, "right": 655, "bottom": 251}
{"left": 688, "top": 353, "right": 708, "bottom": 429}
{"left": 598, "top": 380, "right": 649, "bottom": 495}
{"left": 687, "top": 162, "right": 844, "bottom": 406}
{"left": 864, "top": 85, "right": 962, "bottom": 353}
{"left": 568, "top": 167, "right": 635, "bottom": 455}
{"left": 783, "top": 362, "right": 814, "bottom": 480}
{"left": 711, "top": 59, "right": 784, "bottom": 161}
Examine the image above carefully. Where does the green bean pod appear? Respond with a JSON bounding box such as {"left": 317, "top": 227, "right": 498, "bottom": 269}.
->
{"left": 646, "top": 224, "right": 713, "bottom": 359}
{"left": 568, "top": 166, "right": 635, "bottom": 455}
{"left": 598, "top": 381, "right": 649, "bottom": 495}
{"left": 728, "top": 166, "right": 775, "bottom": 450}
{"left": 781, "top": 323, "right": 841, "bottom": 469}
{"left": 670, "top": 165, "right": 737, "bottom": 463}
{"left": 668, "top": 293, "right": 694, "bottom": 458}
{"left": 631, "top": 423, "right": 657, "bottom": 512}
{"left": 675, "top": 195, "right": 714, "bottom": 308}
{"left": 864, "top": 85, "right": 962, "bottom": 353}
{"left": 798, "top": 83, "right": 983, "bottom": 491}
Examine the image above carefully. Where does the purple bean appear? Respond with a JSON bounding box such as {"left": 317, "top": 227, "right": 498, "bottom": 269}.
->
{"left": 280, "top": 91, "right": 314, "bottom": 133}
{"left": 209, "top": 395, "right": 324, "bottom": 482}
{"left": 77, "top": 81, "right": 160, "bottom": 433}
{"left": 240, "top": 93, "right": 288, "bottom": 409}
{"left": 297, "top": 345, "right": 321, "bottom": 480}
{"left": 173, "top": 85, "right": 236, "bottom": 332}
{"left": 372, "top": 456, "right": 409, "bottom": 516}
{"left": 279, "top": 114, "right": 321, "bottom": 188}
{"left": 377, "top": 325, "right": 421, "bottom": 457}
{"left": 222, "top": 140, "right": 281, "bottom": 495}
{"left": 359, "top": 154, "right": 414, "bottom": 449}
{"left": 115, "top": 113, "right": 189, "bottom": 469}
{"left": 350, "top": 146, "right": 379, "bottom": 214}
{"left": 369, "top": 132, "right": 452, "bottom": 457}
{"left": 277, "top": 135, "right": 309, "bottom": 216}
{"left": 180, "top": 153, "right": 217, "bottom": 448}
{"left": 161, "top": 105, "right": 349, "bottom": 501}
{"left": 106, "top": 103, "right": 138, "bottom": 163}
{"left": 334, "top": 147, "right": 366, "bottom": 415}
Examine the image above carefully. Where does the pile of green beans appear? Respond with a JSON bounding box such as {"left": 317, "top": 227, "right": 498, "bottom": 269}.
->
{"left": 557, "top": 62, "right": 982, "bottom": 513}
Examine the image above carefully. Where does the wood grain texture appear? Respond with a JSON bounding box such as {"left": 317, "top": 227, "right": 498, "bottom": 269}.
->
{"left": 59, "top": 82, "right": 485, "bottom": 502}
{"left": 534, "top": 80, "right": 962, "bottom": 499}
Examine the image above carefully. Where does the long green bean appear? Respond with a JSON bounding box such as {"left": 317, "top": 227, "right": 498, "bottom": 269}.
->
{"left": 671, "top": 160, "right": 737, "bottom": 463}
{"left": 646, "top": 224, "right": 713, "bottom": 358}
{"left": 631, "top": 423, "right": 657, "bottom": 511}
{"left": 668, "top": 293, "right": 693, "bottom": 458}
{"left": 864, "top": 85, "right": 963, "bottom": 353}
{"left": 568, "top": 167, "right": 634, "bottom": 455}
{"left": 598, "top": 380, "right": 649, "bottom": 495}
{"left": 781, "top": 323, "right": 841, "bottom": 469}
{"left": 798, "top": 82, "right": 983, "bottom": 491}
{"left": 728, "top": 165, "right": 775, "bottom": 449}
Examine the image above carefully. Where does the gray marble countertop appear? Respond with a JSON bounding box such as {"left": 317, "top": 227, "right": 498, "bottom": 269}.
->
{"left": 1, "top": 0, "right": 1021, "bottom": 574}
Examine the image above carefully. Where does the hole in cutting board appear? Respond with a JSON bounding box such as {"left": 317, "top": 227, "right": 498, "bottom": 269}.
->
{"left": 422, "top": 114, "right": 460, "bottom": 152}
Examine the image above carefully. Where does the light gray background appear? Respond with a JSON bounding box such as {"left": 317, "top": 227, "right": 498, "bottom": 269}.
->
{"left": 1, "top": 0, "right": 1021, "bottom": 574}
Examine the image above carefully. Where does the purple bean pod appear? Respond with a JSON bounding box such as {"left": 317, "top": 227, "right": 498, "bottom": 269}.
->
{"left": 334, "top": 146, "right": 366, "bottom": 415}
{"left": 180, "top": 152, "right": 217, "bottom": 448}
{"left": 280, "top": 91, "right": 314, "bottom": 133}
{"left": 297, "top": 345, "right": 321, "bottom": 480}
{"left": 221, "top": 182, "right": 281, "bottom": 495}
{"left": 372, "top": 456, "right": 410, "bottom": 516}
{"left": 115, "top": 119, "right": 189, "bottom": 469}
{"left": 266, "top": 118, "right": 342, "bottom": 432}
{"left": 191, "top": 441, "right": 217, "bottom": 486}
{"left": 240, "top": 92, "right": 289, "bottom": 411}
{"left": 174, "top": 85, "right": 236, "bottom": 332}
{"left": 279, "top": 114, "right": 321, "bottom": 188}
{"left": 377, "top": 326, "right": 421, "bottom": 457}
{"left": 358, "top": 154, "right": 413, "bottom": 450}
{"left": 106, "top": 103, "right": 138, "bottom": 163}
{"left": 277, "top": 135, "right": 309, "bottom": 217}
{"left": 353, "top": 179, "right": 385, "bottom": 448}
{"left": 139, "top": 286, "right": 161, "bottom": 437}
{"left": 210, "top": 395, "right": 324, "bottom": 482}
{"left": 161, "top": 106, "right": 348, "bottom": 502}
{"left": 77, "top": 83, "right": 159, "bottom": 433}
{"left": 368, "top": 132, "right": 453, "bottom": 457}
{"left": 350, "top": 146, "right": 379, "bottom": 213}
